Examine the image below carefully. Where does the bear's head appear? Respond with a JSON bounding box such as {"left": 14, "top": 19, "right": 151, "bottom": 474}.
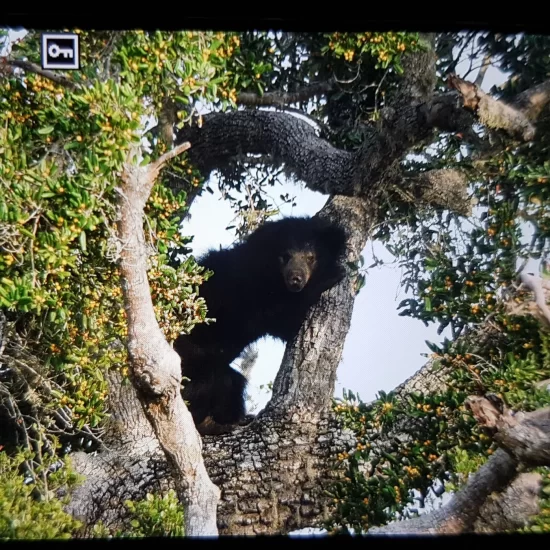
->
{"left": 242, "top": 216, "right": 347, "bottom": 294}
{"left": 278, "top": 245, "right": 317, "bottom": 292}
{"left": 274, "top": 218, "right": 347, "bottom": 293}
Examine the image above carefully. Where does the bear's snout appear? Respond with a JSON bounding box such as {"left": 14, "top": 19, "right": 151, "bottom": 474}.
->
{"left": 286, "top": 271, "right": 306, "bottom": 292}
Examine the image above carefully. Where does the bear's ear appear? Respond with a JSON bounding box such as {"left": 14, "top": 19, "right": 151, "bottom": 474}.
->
{"left": 317, "top": 223, "right": 347, "bottom": 258}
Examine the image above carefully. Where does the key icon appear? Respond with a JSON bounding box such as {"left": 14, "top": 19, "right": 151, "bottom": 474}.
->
{"left": 41, "top": 33, "right": 79, "bottom": 70}
{"left": 47, "top": 43, "right": 74, "bottom": 60}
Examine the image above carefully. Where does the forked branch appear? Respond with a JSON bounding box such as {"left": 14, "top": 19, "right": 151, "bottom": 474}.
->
{"left": 116, "top": 141, "right": 220, "bottom": 536}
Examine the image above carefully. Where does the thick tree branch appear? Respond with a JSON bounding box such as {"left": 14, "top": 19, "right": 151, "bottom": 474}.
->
{"left": 177, "top": 110, "right": 355, "bottom": 195}
{"left": 474, "top": 472, "right": 542, "bottom": 532}
{"left": 116, "top": 143, "right": 220, "bottom": 536}
{"left": 519, "top": 272, "right": 550, "bottom": 326}
{"left": 266, "top": 195, "right": 370, "bottom": 416}
{"left": 467, "top": 397, "right": 550, "bottom": 467}
{"left": 175, "top": 38, "right": 477, "bottom": 209}
{"left": 176, "top": 105, "right": 471, "bottom": 206}
{"left": 474, "top": 53, "right": 492, "bottom": 88}
{"left": 65, "top": 371, "right": 174, "bottom": 533}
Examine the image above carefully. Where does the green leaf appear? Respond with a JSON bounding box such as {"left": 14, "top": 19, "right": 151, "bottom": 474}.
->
{"left": 79, "top": 231, "right": 87, "bottom": 252}
{"left": 38, "top": 126, "right": 55, "bottom": 135}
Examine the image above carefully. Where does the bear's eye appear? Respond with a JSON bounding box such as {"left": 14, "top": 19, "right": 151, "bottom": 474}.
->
{"left": 306, "top": 253, "right": 315, "bottom": 264}
{"left": 279, "top": 253, "right": 291, "bottom": 264}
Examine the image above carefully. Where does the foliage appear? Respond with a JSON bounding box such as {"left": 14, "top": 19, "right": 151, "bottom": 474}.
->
{"left": 522, "top": 468, "right": 550, "bottom": 534}
{"left": 0, "top": 448, "right": 82, "bottom": 539}
{"left": 92, "top": 490, "right": 185, "bottom": 538}
{"left": 2, "top": 27, "right": 550, "bottom": 537}
{"left": 0, "top": 25, "right": 287, "bottom": 538}
{"left": 328, "top": 327, "right": 550, "bottom": 534}
{"left": 0, "top": 28, "right": 245, "bottom": 534}
{"left": 0, "top": 29, "right": 245, "bottom": 452}
{"left": 207, "top": 30, "right": 423, "bottom": 233}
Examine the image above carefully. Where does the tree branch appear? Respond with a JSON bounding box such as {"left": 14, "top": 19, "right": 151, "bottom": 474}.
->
{"left": 1, "top": 57, "right": 77, "bottom": 90}
{"left": 519, "top": 272, "right": 550, "bottom": 326}
{"left": 448, "top": 74, "right": 536, "bottom": 141}
{"left": 237, "top": 80, "right": 334, "bottom": 107}
{"left": 116, "top": 144, "right": 220, "bottom": 536}
{"left": 176, "top": 110, "right": 356, "bottom": 195}
{"left": 512, "top": 79, "right": 550, "bottom": 123}
{"left": 150, "top": 142, "right": 191, "bottom": 175}
{"left": 474, "top": 472, "right": 542, "bottom": 533}
{"left": 467, "top": 397, "right": 550, "bottom": 467}
{"left": 474, "top": 53, "right": 492, "bottom": 88}
{"left": 174, "top": 38, "right": 478, "bottom": 207}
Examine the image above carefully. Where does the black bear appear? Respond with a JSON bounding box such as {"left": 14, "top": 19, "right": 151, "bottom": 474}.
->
{"left": 174, "top": 216, "right": 347, "bottom": 435}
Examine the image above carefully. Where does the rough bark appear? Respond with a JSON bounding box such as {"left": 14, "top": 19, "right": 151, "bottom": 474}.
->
{"left": 177, "top": 109, "right": 356, "bottom": 196}
{"left": 513, "top": 79, "right": 550, "bottom": 122}
{"left": 65, "top": 368, "right": 357, "bottom": 535}
{"left": 202, "top": 414, "right": 355, "bottom": 534}
{"left": 65, "top": 371, "right": 173, "bottom": 533}
{"left": 474, "top": 472, "right": 542, "bottom": 533}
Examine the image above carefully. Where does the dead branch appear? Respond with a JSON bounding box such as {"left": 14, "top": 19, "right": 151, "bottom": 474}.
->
{"left": 448, "top": 74, "right": 536, "bottom": 141}
{"left": 474, "top": 54, "right": 492, "bottom": 88}
{"left": 519, "top": 272, "right": 550, "bottom": 326}
{"left": 503, "top": 272, "right": 550, "bottom": 328}
{"left": 467, "top": 397, "right": 550, "bottom": 467}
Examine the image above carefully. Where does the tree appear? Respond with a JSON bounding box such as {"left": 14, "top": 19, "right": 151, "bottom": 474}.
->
{"left": 0, "top": 27, "right": 549, "bottom": 537}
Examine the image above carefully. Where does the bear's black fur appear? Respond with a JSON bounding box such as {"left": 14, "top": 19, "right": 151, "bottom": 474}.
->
{"left": 174, "top": 216, "right": 347, "bottom": 435}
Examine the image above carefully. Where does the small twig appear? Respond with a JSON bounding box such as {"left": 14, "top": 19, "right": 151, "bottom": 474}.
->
{"left": 30, "top": 215, "right": 40, "bottom": 287}
{"left": 333, "top": 65, "right": 361, "bottom": 86}
{"left": 374, "top": 68, "right": 390, "bottom": 116}
{"left": 445, "top": 32, "right": 475, "bottom": 75}
{"left": 149, "top": 142, "right": 191, "bottom": 177}
{"left": 237, "top": 80, "right": 334, "bottom": 108}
